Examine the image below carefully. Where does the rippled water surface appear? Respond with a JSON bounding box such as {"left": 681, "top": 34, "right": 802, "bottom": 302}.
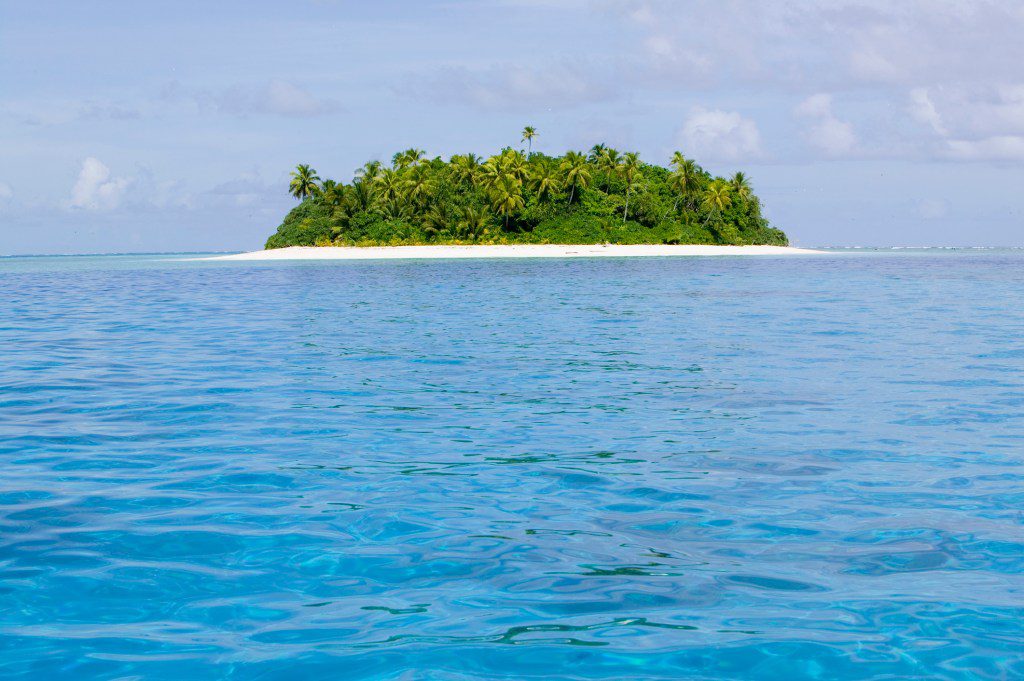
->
{"left": 1, "top": 251, "right": 1023, "bottom": 679}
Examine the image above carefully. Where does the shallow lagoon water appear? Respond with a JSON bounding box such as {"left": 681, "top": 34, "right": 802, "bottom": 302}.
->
{"left": 1, "top": 250, "right": 1022, "bottom": 679}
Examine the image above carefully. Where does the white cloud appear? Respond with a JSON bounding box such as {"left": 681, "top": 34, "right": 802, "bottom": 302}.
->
{"left": 410, "top": 62, "right": 613, "bottom": 111}
{"left": 794, "top": 93, "right": 832, "bottom": 118}
{"left": 678, "top": 107, "right": 762, "bottom": 161}
{"left": 945, "top": 136, "right": 1024, "bottom": 162}
{"left": 795, "top": 93, "right": 857, "bottom": 157}
{"left": 263, "top": 80, "right": 332, "bottom": 117}
{"left": 918, "top": 84, "right": 1024, "bottom": 139}
{"left": 69, "top": 158, "right": 131, "bottom": 211}
{"left": 909, "top": 84, "right": 1024, "bottom": 161}
{"left": 909, "top": 88, "right": 948, "bottom": 136}
{"left": 615, "top": 1, "right": 1024, "bottom": 89}
{"left": 161, "top": 79, "right": 340, "bottom": 118}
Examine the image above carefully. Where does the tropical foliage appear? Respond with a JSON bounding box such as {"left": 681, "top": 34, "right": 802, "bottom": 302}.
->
{"left": 265, "top": 134, "right": 787, "bottom": 249}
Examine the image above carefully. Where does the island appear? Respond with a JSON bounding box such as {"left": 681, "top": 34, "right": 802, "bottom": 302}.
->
{"left": 262, "top": 128, "right": 791, "bottom": 252}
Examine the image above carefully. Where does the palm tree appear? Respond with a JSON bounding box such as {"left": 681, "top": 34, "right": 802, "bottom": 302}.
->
{"left": 477, "top": 158, "right": 502, "bottom": 190}
{"left": 588, "top": 144, "right": 607, "bottom": 163}
{"left": 560, "top": 151, "right": 591, "bottom": 204}
{"left": 380, "top": 198, "right": 412, "bottom": 222}
{"left": 345, "top": 179, "right": 375, "bottom": 213}
{"left": 454, "top": 206, "right": 490, "bottom": 241}
{"left": 598, "top": 148, "right": 622, "bottom": 173}
{"left": 289, "top": 164, "right": 320, "bottom": 200}
{"left": 450, "top": 154, "right": 481, "bottom": 186}
{"left": 730, "top": 172, "right": 752, "bottom": 200}
{"left": 521, "top": 126, "right": 537, "bottom": 157}
{"left": 620, "top": 152, "right": 642, "bottom": 223}
{"left": 490, "top": 175, "right": 525, "bottom": 229}
{"left": 597, "top": 148, "right": 622, "bottom": 190}
{"left": 529, "top": 162, "right": 562, "bottom": 202}
{"left": 670, "top": 151, "right": 688, "bottom": 171}
{"left": 497, "top": 149, "right": 529, "bottom": 186}
{"left": 422, "top": 206, "right": 448, "bottom": 240}
{"left": 355, "top": 160, "right": 382, "bottom": 185}
{"left": 667, "top": 157, "right": 698, "bottom": 213}
{"left": 318, "top": 179, "right": 345, "bottom": 207}
{"left": 375, "top": 168, "right": 405, "bottom": 205}
{"left": 702, "top": 181, "right": 733, "bottom": 224}
{"left": 393, "top": 148, "right": 425, "bottom": 170}
{"left": 404, "top": 166, "right": 433, "bottom": 208}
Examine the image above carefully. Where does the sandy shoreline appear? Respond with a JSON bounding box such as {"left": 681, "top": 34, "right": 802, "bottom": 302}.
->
{"left": 202, "top": 245, "right": 823, "bottom": 261}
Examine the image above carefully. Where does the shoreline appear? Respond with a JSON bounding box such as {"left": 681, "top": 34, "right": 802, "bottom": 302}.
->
{"left": 200, "top": 245, "right": 824, "bottom": 261}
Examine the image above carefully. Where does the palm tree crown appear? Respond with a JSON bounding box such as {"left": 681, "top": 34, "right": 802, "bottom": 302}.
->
{"left": 703, "top": 181, "right": 733, "bottom": 214}
{"left": 620, "top": 152, "right": 642, "bottom": 223}
{"left": 521, "top": 126, "right": 537, "bottom": 157}
{"left": 393, "top": 148, "right": 426, "bottom": 170}
{"left": 560, "top": 151, "right": 592, "bottom": 204}
{"left": 730, "top": 172, "right": 752, "bottom": 200}
{"left": 529, "top": 161, "right": 562, "bottom": 202}
{"left": 355, "top": 160, "right": 382, "bottom": 185}
{"left": 289, "top": 164, "right": 320, "bottom": 200}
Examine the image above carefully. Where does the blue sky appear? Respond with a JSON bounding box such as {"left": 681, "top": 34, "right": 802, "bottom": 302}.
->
{"left": 2, "top": 0, "right": 1023, "bottom": 254}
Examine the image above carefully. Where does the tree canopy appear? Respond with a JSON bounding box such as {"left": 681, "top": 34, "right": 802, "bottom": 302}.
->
{"left": 265, "top": 133, "right": 787, "bottom": 249}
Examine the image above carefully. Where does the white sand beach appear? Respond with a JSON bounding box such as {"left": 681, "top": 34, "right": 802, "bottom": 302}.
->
{"left": 204, "top": 244, "right": 823, "bottom": 261}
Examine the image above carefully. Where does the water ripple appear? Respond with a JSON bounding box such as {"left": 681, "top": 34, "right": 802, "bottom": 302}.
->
{"left": 1, "top": 252, "right": 1023, "bottom": 679}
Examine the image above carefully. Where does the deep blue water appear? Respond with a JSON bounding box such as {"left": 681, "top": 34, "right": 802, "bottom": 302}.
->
{"left": 1, "top": 250, "right": 1022, "bottom": 680}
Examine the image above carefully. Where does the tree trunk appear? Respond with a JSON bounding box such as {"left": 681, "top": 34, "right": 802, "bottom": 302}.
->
{"left": 623, "top": 187, "right": 630, "bottom": 224}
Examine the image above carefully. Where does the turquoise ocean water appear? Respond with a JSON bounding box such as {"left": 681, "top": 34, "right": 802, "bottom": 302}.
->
{"left": 1, "top": 250, "right": 1022, "bottom": 679}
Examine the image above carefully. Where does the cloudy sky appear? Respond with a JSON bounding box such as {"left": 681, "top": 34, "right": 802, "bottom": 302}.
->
{"left": 2, "top": 0, "right": 1023, "bottom": 254}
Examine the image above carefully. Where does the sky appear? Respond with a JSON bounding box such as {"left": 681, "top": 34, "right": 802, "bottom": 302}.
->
{"left": 1, "top": 0, "right": 1023, "bottom": 254}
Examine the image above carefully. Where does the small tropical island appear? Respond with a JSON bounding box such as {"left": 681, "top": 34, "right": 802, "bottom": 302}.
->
{"left": 262, "top": 127, "right": 789, "bottom": 251}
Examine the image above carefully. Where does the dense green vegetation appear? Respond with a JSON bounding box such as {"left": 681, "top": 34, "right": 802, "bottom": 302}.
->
{"left": 265, "top": 128, "right": 787, "bottom": 249}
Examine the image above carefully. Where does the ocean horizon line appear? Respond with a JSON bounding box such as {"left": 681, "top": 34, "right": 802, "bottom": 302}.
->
{"left": 3, "top": 245, "right": 1024, "bottom": 259}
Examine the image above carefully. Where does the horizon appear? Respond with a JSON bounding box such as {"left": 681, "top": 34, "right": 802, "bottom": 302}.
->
{"left": 2, "top": 1, "right": 1023, "bottom": 254}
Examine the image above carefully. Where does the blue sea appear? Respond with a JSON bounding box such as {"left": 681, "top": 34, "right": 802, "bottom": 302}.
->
{"left": 1, "top": 250, "right": 1022, "bottom": 680}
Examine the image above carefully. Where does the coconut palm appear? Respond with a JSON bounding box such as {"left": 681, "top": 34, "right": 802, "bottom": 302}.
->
{"left": 450, "top": 154, "right": 481, "bottom": 186}
{"left": 596, "top": 148, "right": 622, "bottom": 190}
{"left": 477, "top": 158, "right": 502, "bottom": 190}
{"left": 318, "top": 179, "right": 345, "bottom": 207}
{"left": 375, "top": 168, "right": 406, "bottom": 205}
{"left": 490, "top": 175, "right": 525, "bottom": 229}
{"left": 404, "top": 166, "right": 433, "bottom": 207}
{"left": 588, "top": 144, "right": 607, "bottom": 163}
{"left": 355, "top": 160, "right": 382, "bottom": 185}
{"left": 702, "top": 180, "right": 733, "bottom": 224}
{"left": 454, "top": 206, "right": 490, "bottom": 241}
{"left": 529, "top": 162, "right": 562, "bottom": 202}
{"left": 730, "top": 171, "right": 752, "bottom": 200}
{"left": 620, "top": 152, "right": 642, "bottom": 223}
{"left": 521, "top": 126, "right": 537, "bottom": 157}
{"left": 380, "top": 198, "right": 412, "bottom": 222}
{"left": 501, "top": 149, "right": 529, "bottom": 183}
{"left": 289, "top": 164, "right": 320, "bottom": 200}
{"left": 667, "top": 158, "right": 698, "bottom": 213}
{"left": 422, "top": 205, "right": 448, "bottom": 239}
{"left": 345, "top": 179, "right": 375, "bottom": 213}
{"left": 560, "top": 151, "right": 591, "bottom": 204}
{"left": 393, "top": 148, "right": 425, "bottom": 170}
{"left": 598, "top": 148, "right": 622, "bottom": 173}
